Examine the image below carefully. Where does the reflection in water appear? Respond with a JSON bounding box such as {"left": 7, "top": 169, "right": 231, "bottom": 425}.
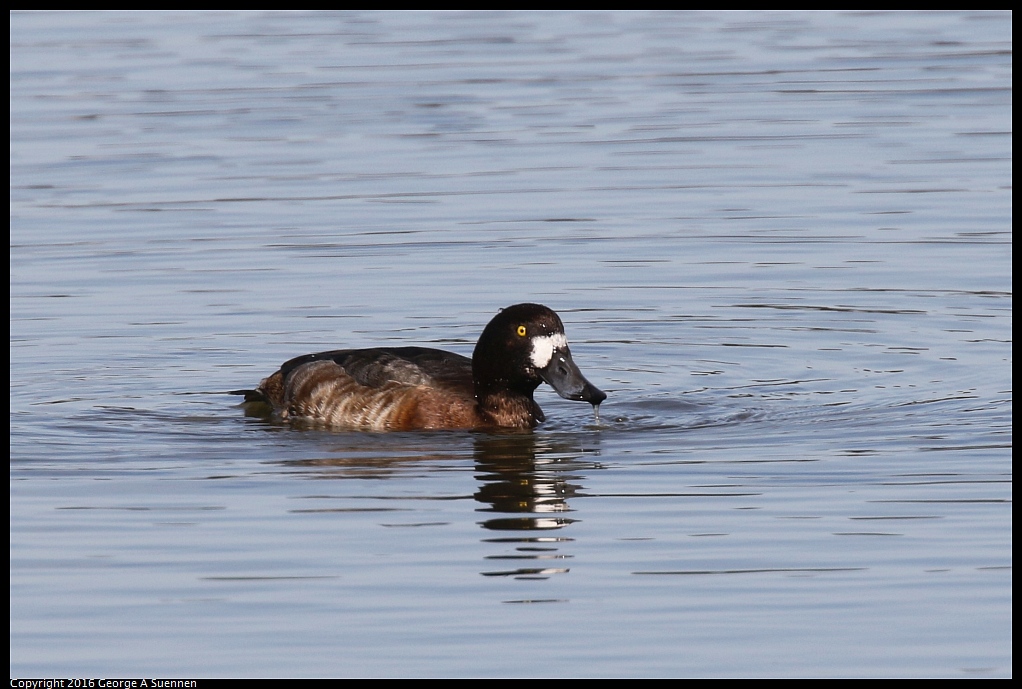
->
{"left": 473, "top": 432, "right": 601, "bottom": 579}
{"left": 271, "top": 426, "right": 604, "bottom": 580}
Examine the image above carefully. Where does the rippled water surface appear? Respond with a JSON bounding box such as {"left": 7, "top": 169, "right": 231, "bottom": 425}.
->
{"left": 10, "top": 11, "right": 1011, "bottom": 677}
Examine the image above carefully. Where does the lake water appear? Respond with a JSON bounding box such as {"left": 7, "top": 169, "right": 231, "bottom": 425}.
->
{"left": 10, "top": 11, "right": 1012, "bottom": 678}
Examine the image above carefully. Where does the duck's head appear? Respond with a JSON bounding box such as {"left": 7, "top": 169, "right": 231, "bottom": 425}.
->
{"left": 472, "top": 303, "right": 606, "bottom": 407}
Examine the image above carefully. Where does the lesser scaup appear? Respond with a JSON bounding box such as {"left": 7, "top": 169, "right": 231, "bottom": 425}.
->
{"left": 234, "top": 303, "right": 606, "bottom": 430}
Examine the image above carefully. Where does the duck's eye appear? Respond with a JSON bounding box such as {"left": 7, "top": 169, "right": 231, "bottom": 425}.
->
{"left": 516, "top": 325, "right": 527, "bottom": 337}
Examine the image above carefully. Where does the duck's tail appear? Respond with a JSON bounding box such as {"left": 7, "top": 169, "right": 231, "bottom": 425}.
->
{"left": 229, "top": 388, "right": 268, "bottom": 403}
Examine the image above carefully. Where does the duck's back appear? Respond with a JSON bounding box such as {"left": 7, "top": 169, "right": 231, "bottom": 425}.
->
{"left": 254, "top": 347, "right": 482, "bottom": 431}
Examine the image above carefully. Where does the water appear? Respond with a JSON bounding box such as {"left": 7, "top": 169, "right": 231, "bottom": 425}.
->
{"left": 10, "top": 11, "right": 1011, "bottom": 677}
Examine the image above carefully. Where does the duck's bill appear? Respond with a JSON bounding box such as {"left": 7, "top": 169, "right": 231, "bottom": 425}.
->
{"left": 539, "top": 348, "right": 607, "bottom": 405}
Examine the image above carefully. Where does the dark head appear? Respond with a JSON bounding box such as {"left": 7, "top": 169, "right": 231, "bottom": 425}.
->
{"left": 472, "top": 303, "right": 607, "bottom": 408}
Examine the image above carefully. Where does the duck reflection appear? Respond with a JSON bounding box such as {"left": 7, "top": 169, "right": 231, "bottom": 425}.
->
{"left": 271, "top": 425, "right": 602, "bottom": 581}
{"left": 473, "top": 432, "right": 600, "bottom": 579}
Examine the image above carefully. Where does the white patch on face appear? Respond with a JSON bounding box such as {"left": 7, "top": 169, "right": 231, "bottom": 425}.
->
{"left": 530, "top": 332, "right": 568, "bottom": 369}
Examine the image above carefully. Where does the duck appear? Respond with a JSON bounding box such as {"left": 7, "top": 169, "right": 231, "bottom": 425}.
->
{"left": 234, "top": 303, "right": 606, "bottom": 431}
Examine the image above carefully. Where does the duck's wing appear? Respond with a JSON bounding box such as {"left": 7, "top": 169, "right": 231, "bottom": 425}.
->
{"left": 241, "top": 347, "right": 477, "bottom": 430}
{"left": 280, "top": 347, "right": 474, "bottom": 392}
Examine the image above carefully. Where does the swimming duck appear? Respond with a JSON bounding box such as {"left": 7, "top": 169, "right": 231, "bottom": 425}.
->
{"left": 235, "top": 303, "right": 606, "bottom": 430}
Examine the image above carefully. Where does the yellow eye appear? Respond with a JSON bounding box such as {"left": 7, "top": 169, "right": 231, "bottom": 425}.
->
{"left": 516, "top": 325, "right": 527, "bottom": 337}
